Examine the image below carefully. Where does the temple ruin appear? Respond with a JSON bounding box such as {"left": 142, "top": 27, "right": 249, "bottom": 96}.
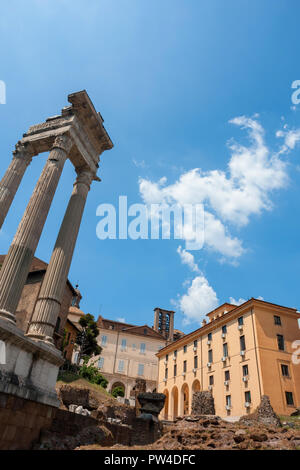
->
{"left": 0, "top": 90, "right": 113, "bottom": 408}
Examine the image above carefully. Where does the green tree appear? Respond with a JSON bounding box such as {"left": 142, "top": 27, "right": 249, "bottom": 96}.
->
{"left": 75, "top": 314, "right": 101, "bottom": 363}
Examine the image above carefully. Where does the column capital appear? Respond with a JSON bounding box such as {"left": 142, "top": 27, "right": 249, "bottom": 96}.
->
{"left": 75, "top": 167, "right": 99, "bottom": 190}
{"left": 52, "top": 134, "right": 73, "bottom": 154}
{"left": 13, "top": 142, "right": 33, "bottom": 165}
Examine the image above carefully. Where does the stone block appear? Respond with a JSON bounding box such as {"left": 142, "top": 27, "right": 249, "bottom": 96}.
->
{"left": 26, "top": 412, "right": 37, "bottom": 430}
{"left": 3, "top": 424, "right": 17, "bottom": 441}
{"left": 0, "top": 393, "right": 7, "bottom": 408}
{"left": 14, "top": 350, "right": 32, "bottom": 378}
{"left": 12, "top": 396, "right": 25, "bottom": 411}
{"left": 10, "top": 410, "right": 27, "bottom": 427}
{"left": 0, "top": 408, "right": 12, "bottom": 424}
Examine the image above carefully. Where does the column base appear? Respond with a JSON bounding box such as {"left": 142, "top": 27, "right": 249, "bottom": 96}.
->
{"left": 25, "top": 332, "right": 55, "bottom": 347}
{"left": 0, "top": 309, "right": 16, "bottom": 325}
{"left": 0, "top": 317, "right": 63, "bottom": 407}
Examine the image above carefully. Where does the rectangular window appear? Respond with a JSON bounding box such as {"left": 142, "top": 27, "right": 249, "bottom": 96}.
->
{"left": 101, "top": 335, "right": 107, "bottom": 347}
{"left": 225, "top": 370, "right": 230, "bottom": 381}
{"left": 138, "top": 363, "right": 144, "bottom": 376}
{"left": 285, "top": 391, "right": 294, "bottom": 406}
{"left": 166, "top": 354, "right": 169, "bottom": 362}
{"left": 245, "top": 391, "right": 251, "bottom": 403}
{"left": 222, "top": 325, "right": 227, "bottom": 334}
{"left": 223, "top": 343, "right": 228, "bottom": 357}
{"left": 194, "top": 355, "right": 198, "bottom": 369}
{"left": 243, "top": 364, "right": 249, "bottom": 376}
{"left": 238, "top": 316, "right": 244, "bottom": 326}
{"left": 174, "top": 350, "right": 177, "bottom": 358}
{"left": 118, "top": 360, "right": 124, "bottom": 372}
{"left": 208, "top": 349, "right": 213, "bottom": 363}
{"left": 174, "top": 364, "right": 177, "bottom": 377}
{"left": 277, "top": 335, "right": 285, "bottom": 351}
{"left": 183, "top": 360, "right": 187, "bottom": 373}
{"left": 226, "top": 395, "right": 231, "bottom": 406}
{"left": 98, "top": 357, "right": 104, "bottom": 369}
{"left": 194, "top": 339, "right": 198, "bottom": 348}
{"left": 140, "top": 343, "right": 146, "bottom": 354}
{"left": 281, "top": 364, "right": 289, "bottom": 377}
{"left": 121, "top": 339, "right": 127, "bottom": 351}
{"left": 183, "top": 345, "right": 187, "bottom": 353}
{"left": 165, "top": 368, "right": 168, "bottom": 379}
{"left": 240, "top": 335, "right": 246, "bottom": 351}
{"left": 209, "top": 375, "right": 214, "bottom": 386}
{"left": 132, "top": 344, "right": 136, "bottom": 350}
{"left": 208, "top": 333, "right": 212, "bottom": 342}
{"left": 274, "top": 315, "right": 282, "bottom": 326}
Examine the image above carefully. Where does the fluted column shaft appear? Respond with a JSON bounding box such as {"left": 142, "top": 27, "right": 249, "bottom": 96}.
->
{"left": 0, "top": 135, "right": 72, "bottom": 323}
{"left": 0, "top": 143, "right": 32, "bottom": 230}
{"left": 27, "top": 168, "right": 94, "bottom": 344}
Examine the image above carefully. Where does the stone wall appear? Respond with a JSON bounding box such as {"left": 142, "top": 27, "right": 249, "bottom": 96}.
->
{"left": 0, "top": 392, "right": 55, "bottom": 450}
{"left": 191, "top": 391, "right": 215, "bottom": 415}
{"left": 130, "top": 419, "right": 162, "bottom": 446}
{"left": 0, "top": 388, "right": 167, "bottom": 450}
{"left": 0, "top": 391, "right": 98, "bottom": 450}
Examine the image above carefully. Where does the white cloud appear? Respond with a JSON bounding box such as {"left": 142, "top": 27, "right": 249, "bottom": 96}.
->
{"left": 117, "top": 317, "right": 126, "bottom": 323}
{"left": 139, "top": 116, "right": 297, "bottom": 326}
{"left": 132, "top": 159, "right": 148, "bottom": 169}
{"left": 229, "top": 295, "right": 264, "bottom": 305}
{"left": 229, "top": 297, "right": 246, "bottom": 306}
{"left": 177, "top": 245, "right": 200, "bottom": 272}
{"left": 177, "top": 275, "right": 219, "bottom": 325}
{"left": 276, "top": 128, "right": 300, "bottom": 151}
{"left": 139, "top": 115, "right": 290, "bottom": 261}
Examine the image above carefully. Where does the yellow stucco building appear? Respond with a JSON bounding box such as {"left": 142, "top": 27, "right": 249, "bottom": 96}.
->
{"left": 157, "top": 298, "right": 300, "bottom": 420}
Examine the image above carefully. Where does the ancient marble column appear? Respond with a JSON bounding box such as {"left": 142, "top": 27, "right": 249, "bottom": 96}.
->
{"left": 0, "top": 143, "right": 33, "bottom": 230}
{"left": 0, "top": 135, "right": 73, "bottom": 324}
{"left": 27, "top": 167, "right": 95, "bottom": 344}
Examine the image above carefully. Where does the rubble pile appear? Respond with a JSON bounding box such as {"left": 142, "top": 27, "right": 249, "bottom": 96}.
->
{"left": 191, "top": 391, "right": 215, "bottom": 415}
{"left": 150, "top": 415, "right": 300, "bottom": 450}
{"left": 239, "top": 395, "right": 281, "bottom": 427}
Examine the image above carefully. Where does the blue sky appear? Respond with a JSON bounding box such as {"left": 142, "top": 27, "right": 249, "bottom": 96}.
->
{"left": 1, "top": 0, "right": 300, "bottom": 334}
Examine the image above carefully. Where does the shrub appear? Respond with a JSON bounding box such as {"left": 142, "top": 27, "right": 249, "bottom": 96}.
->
{"left": 112, "top": 386, "right": 125, "bottom": 398}
{"left": 78, "top": 361, "right": 108, "bottom": 389}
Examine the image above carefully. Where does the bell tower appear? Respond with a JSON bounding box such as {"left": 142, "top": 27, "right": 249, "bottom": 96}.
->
{"left": 153, "top": 307, "right": 175, "bottom": 342}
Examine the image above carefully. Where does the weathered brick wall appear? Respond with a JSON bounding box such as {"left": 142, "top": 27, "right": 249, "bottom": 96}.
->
{"left": 130, "top": 419, "right": 162, "bottom": 446}
{"left": 15, "top": 277, "right": 42, "bottom": 332}
{"left": 0, "top": 392, "right": 97, "bottom": 450}
{"left": 0, "top": 392, "right": 55, "bottom": 450}
{"left": 0, "top": 391, "right": 167, "bottom": 449}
